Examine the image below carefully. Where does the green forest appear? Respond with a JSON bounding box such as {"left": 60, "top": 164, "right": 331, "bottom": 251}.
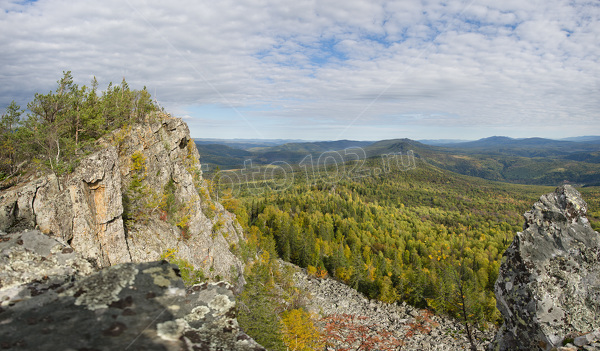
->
{"left": 212, "top": 158, "right": 600, "bottom": 348}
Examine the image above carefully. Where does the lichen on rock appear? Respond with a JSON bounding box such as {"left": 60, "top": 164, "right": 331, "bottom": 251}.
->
{"left": 0, "top": 229, "right": 95, "bottom": 307}
{"left": 68, "top": 263, "right": 138, "bottom": 310}
{"left": 488, "top": 185, "right": 600, "bottom": 351}
{"left": 0, "top": 261, "right": 265, "bottom": 350}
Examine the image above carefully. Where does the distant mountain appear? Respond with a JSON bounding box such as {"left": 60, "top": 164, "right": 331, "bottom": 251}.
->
{"left": 440, "top": 136, "right": 514, "bottom": 147}
{"left": 194, "top": 143, "right": 253, "bottom": 169}
{"left": 427, "top": 136, "right": 600, "bottom": 148}
{"left": 195, "top": 143, "right": 253, "bottom": 157}
{"left": 418, "top": 139, "right": 472, "bottom": 145}
{"left": 194, "top": 138, "right": 310, "bottom": 150}
{"left": 246, "top": 140, "right": 375, "bottom": 165}
{"left": 196, "top": 136, "right": 600, "bottom": 185}
{"left": 249, "top": 140, "right": 374, "bottom": 153}
{"left": 560, "top": 136, "right": 600, "bottom": 143}
{"left": 343, "top": 137, "right": 600, "bottom": 186}
{"left": 195, "top": 139, "right": 374, "bottom": 169}
{"left": 364, "top": 138, "right": 434, "bottom": 157}
{"left": 434, "top": 136, "right": 600, "bottom": 158}
{"left": 438, "top": 136, "right": 574, "bottom": 148}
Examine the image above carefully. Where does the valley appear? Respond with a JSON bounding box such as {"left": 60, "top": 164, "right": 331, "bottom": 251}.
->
{"left": 196, "top": 135, "right": 600, "bottom": 186}
{"left": 197, "top": 139, "right": 600, "bottom": 349}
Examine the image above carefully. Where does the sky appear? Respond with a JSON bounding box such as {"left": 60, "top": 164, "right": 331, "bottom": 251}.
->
{"left": 1, "top": 0, "right": 599, "bottom": 141}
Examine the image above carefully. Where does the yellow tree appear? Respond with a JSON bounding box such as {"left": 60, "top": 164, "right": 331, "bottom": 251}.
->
{"left": 280, "top": 309, "right": 323, "bottom": 351}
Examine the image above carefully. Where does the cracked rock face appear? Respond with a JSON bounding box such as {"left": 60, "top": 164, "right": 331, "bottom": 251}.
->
{"left": 0, "top": 114, "right": 245, "bottom": 283}
{"left": 116, "top": 116, "right": 245, "bottom": 283}
{"left": 0, "top": 260, "right": 265, "bottom": 351}
{"left": 488, "top": 185, "right": 600, "bottom": 351}
{"left": 0, "top": 146, "right": 130, "bottom": 268}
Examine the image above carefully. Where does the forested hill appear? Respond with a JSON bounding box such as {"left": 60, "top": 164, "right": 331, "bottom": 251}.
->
{"left": 196, "top": 136, "right": 600, "bottom": 186}
{"left": 218, "top": 151, "right": 600, "bottom": 347}
{"left": 222, "top": 153, "right": 599, "bottom": 347}
{"left": 366, "top": 139, "right": 600, "bottom": 185}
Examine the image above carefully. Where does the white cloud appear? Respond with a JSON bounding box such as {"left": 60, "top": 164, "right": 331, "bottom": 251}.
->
{"left": 0, "top": 0, "right": 598, "bottom": 140}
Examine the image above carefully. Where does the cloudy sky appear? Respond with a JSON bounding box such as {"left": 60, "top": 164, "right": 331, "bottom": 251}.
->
{"left": 1, "top": 0, "right": 599, "bottom": 141}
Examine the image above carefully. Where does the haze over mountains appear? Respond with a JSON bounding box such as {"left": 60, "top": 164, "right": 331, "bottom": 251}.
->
{"left": 196, "top": 135, "right": 600, "bottom": 150}
{"left": 195, "top": 136, "right": 600, "bottom": 186}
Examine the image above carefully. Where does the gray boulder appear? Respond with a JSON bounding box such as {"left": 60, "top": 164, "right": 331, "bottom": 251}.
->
{"left": 489, "top": 185, "right": 600, "bottom": 351}
{"left": 0, "top": 229, "right": 95, "bottom": 306}
{"left": 0, "top": 260, "right": 264, "bottom": 350}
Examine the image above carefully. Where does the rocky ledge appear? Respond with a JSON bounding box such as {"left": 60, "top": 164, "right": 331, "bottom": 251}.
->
{"left": 489, "top": 185, "right": 600, "bottom": 351}
{"left": 0, "top": 233, "right": 264, "bottom": 351}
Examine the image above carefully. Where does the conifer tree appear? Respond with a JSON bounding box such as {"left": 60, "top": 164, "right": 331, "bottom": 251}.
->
{"left": 0, "top": 101, "right": 23, "bottom": 177}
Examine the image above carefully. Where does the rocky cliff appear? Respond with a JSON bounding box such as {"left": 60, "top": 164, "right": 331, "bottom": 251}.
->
{"left": 0, "top": 230, "right": 263, "bottom": 351}
{"left": 489, "top": 185, "right": 600, "bottom": 351}
{"left": 0, "top": 146, "right": 130, "bottom": 267}
{"left": 0, "top": 113, "right": 244, "bottom": 282}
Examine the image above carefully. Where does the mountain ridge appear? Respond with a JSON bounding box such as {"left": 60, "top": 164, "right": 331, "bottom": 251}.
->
{"left": 196, "top": 136, "right": 600, "bottom": 186}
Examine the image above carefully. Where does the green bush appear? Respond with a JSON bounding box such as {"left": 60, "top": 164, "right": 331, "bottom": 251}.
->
{"left": 160, "top": 248, "right": 206, "bottom": 286}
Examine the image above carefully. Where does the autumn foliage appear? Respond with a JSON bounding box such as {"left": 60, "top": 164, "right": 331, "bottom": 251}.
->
{"left": 307, "top": 264, "right": 328, "bottom": 278}
{"left": 319, "top": 310, "right": 437, "bottom": 351}
{"left": 280, "top": 309, "right": 323, "bottom": 351}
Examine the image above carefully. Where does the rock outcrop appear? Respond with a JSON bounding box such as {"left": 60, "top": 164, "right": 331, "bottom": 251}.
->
{"left": 113, "top": 117, "right": 244, "bottom": 283}
{"left": 0, "top": 146, "right": 129, "bottom": 267}
{"left": 0, "top": 229, "right": 95, "bottom": 306}
{"left": 0, "top": 114, "right": 244, "bottom": 282}
{"left": 0, "top": 257, "right": 264, "bottom": 350}
{"left": 489, "top": 185, "right": 600, "bottom": 351}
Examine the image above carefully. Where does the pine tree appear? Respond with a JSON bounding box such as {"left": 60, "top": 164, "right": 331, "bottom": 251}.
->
{"left": 0, "top": 101, "right": 23, "bottom": 177}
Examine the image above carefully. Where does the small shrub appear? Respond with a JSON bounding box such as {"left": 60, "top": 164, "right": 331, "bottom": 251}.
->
{"left": 160, "top": 248, "right": 206, "bottom": 286}
{"left": 124, "top": 151, "right": 149, "bottom": 227}
{"left": 160, "top": 179, "right": 178, "bottom": 215}
{"left": 179, "top": 225, "right": 191, "bottom": 241}
{"left": 199, "top": 187, "right": 216, "bottom": 218}
{"left": 211, "top": 217, "right": 225, "bottom": 238}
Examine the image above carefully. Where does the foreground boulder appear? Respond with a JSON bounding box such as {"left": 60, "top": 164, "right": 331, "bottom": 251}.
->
{"left": 0, "top": 258, "right": 264, "bottom": 350}
{"left": 0, "top": 229, "right": 95, "bottom": 306}
{"left": 489, "top": 185, "right": 600, "bottom": 351}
